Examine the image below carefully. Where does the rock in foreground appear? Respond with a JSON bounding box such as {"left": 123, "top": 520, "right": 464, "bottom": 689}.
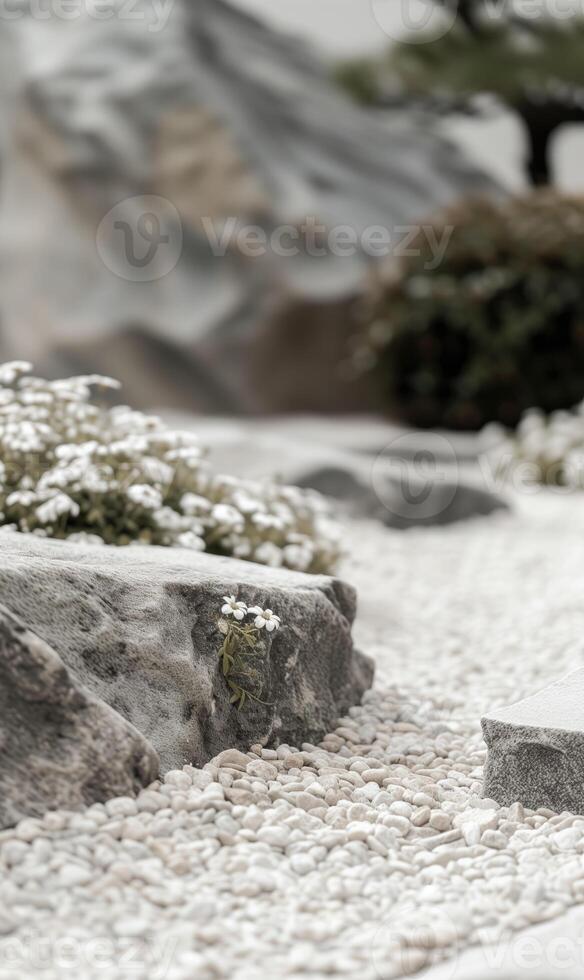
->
{"left": 482, "top": 669, "right": 584, "bottom": 814}
{"left": 0, "top": 603, "right": 158, "bottom": 830}
{"left": 0, "top": 532, "right": 372, "bottom": 784}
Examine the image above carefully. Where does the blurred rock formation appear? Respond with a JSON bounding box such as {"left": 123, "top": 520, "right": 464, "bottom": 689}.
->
{"left": 0, "top": 0, "right": 497, "bottom": 411}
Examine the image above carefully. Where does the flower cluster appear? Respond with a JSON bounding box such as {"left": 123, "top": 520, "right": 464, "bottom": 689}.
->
{"left": 221, "top": 595, "right": 281, "bottom": 632}
{"left": 0, "top": 363, "right": 341, "bottom": 573}
{"left": 218, "top": 596, "right": 281, "bottom": 709}
{"left": 492, "top": 402, "right": 584, "bottom": 488}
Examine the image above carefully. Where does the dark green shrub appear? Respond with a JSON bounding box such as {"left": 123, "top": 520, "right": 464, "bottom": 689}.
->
{"left": 361, "top": 192, "right": 584, "bottom": 430}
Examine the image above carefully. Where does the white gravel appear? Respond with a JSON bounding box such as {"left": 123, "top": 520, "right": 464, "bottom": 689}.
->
{"left": 1, "top": 491, "right": 584, "bottom": 980}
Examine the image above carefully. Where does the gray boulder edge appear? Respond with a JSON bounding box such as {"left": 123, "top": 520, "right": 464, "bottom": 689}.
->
{"left": 482, "top": 668, "right": 584, "bottom": 815}
{"left": 0, "top": 532, "right": 373, "bottom": 774}
{"left": 0, "top": 603, "right": 159, "bottom": 830}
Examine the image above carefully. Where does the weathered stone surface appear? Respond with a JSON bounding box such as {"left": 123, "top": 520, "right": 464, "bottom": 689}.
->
{"left": 482, "top": 669, "right": 584, "bottom": 814}
{"left": 0, "top": 602, "right": 159, "bottom": 830}
{"left": 0, "top": 532, "right": 373, "bottom": 776}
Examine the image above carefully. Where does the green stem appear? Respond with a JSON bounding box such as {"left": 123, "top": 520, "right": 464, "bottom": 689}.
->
{"left": 218, "top": 621, "right": 273, "bottom": 710}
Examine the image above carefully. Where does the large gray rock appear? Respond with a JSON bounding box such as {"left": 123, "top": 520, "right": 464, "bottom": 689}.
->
{"left": 0, "top": 602, "right": 158, "bottom": 830}
{"left": 482, "top": 669, "right": 584, "bottom": 814}
{"left": 0, "top": 532, "right": 373, "bottom": 776}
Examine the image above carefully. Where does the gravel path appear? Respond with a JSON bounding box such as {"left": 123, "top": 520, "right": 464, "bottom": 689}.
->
{"left": 1, "top": 492, "right": 583, "bottom": 980}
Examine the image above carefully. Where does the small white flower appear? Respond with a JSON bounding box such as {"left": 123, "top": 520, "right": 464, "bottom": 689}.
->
{"left": 283, "top": 542, "right": 314, "bottom": 571}
{"left": 126, "top": 484, "right": 163, "bottom": 510}
{"left": 254, "top": 541, "right": 283, "bottom": 568}
{"left": 0, "top": 361, "right": 33, "bottom": 385}
{"left": 80, "top": 468, "right": 110, "bottom": 494}
{"left": 221, "top": 595, "right": 247, "bottom": 620}
{"left": 212, "top": 503, "right": 245, "bottom": 530}
{"left": 73, "top": 374, "right": 121, "bottom": 391}
{"left": 252, "top": 512, "right": 285, "bottom": 531}
{"left": 176, "top": 531, "right": 205, "bottom": 551}
{"left": 232, "top": 539, "right": 252, "bottom": 559}
{"left": 20, "top": 391, "right": 53, "bottom": 406}
{"left": 165, "top": 447, "right": 203, "bottom": 468}
{"left": 36, "top": 493, "right": 80, "bottom": 524}
{"left": 214, "top": 474, "right": 240, "bottom": 489}
{"left": 6, "top": 490, "right": 38, "bottom": 507}
{"left": 110, "top": 437, "right": 149, "bottom": 456}
{"left": 248, "top": 606, "right": 281, "bottom": 632}
{"left": 67, "top": 532, "right": 105, "bottom": 546}
{"left": 153, "top": 506, "right": 189, "bottom": 531}
{"left": 139, "top": 457, "right": 174, "bottom": 485}
{"left": 180, "top": 493, "right": 212, "bottom": 515}
{"left": 55, "top": 442, "right": 98, "bottom": 461}
{"left": 231, "top": 490, "right": 265, "bottom": 515}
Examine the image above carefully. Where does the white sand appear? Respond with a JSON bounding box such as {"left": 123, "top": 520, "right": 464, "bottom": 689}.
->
{"left": 1, "top": 490, "right": 584, "bottom": 979}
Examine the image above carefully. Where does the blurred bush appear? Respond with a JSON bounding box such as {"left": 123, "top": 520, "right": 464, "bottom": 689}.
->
{"left": 490, "top": 403, "right": 584, "bottom": 489}
{"left": 358, "top": 192, "right": 584, "bottom": 430}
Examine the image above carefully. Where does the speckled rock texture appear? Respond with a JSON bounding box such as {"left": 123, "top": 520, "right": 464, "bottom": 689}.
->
{"left": 0, "top": 531, "right": 372, "bottom": 776}
{"left": 482, "top": 669, "right": 584, "bottom": 814}
{"left": 0, "top": 602, "right": 158, "bottom": 830}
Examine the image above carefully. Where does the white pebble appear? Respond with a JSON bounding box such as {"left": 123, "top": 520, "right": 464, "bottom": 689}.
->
{"left": 59, "top": 864, "right": 93, "bottom": 887}
{"left": 290, "top": 854, "right": 316, "bottom": 875}
{"left": 481, "top": 830, "right": 508, "bottom": 851}
{"left": 1, "top": 841, "right": 28, "bottom": 866}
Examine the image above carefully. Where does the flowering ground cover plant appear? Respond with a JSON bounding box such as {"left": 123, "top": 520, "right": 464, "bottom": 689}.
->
{"left": 218, "top": 597, "right": 281, "bottom": 709}
{"left": 0, "top": 362, "right": 341, "bottom": 573}
{"left": 492, "top": 401, "right": 584, "bottom": 488}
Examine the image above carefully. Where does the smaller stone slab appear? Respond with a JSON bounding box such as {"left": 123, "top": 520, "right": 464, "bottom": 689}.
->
{"left": 482, "top": 668, "right": 584, "bottom": 815}
{"left": 201, "top": 427, "right": 508, "bottom": 530}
